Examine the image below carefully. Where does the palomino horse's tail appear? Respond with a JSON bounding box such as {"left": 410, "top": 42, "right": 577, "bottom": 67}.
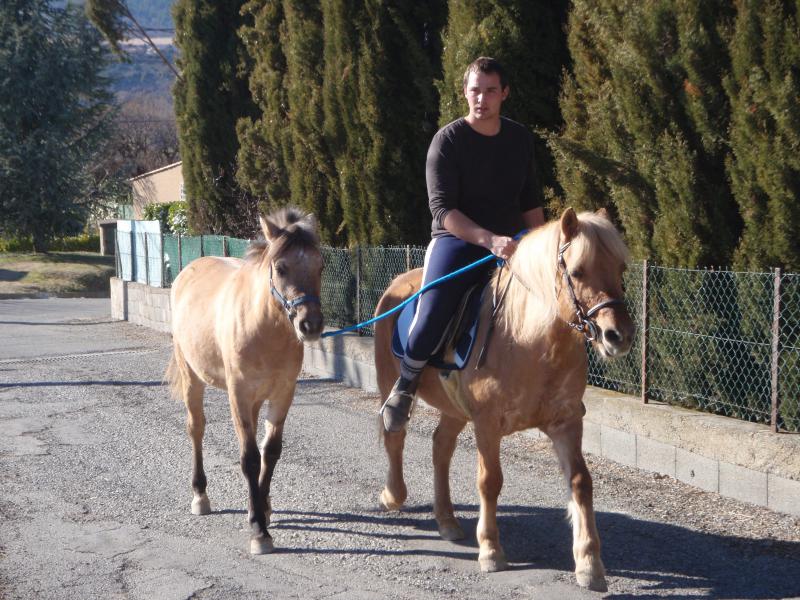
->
{"left": 164, "top": 346, "right": 185, "bottom": 402}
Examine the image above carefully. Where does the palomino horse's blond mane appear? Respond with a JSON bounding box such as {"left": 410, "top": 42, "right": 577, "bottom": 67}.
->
{"left": 497, "top": 211, "right": 630, "bottom": 344}
{"left": 244, "top": 207, "right": 319, "bottom": 264}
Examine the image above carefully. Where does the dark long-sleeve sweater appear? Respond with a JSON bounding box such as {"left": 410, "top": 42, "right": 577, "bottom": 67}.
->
{"left": 426, "top": 117, "right": 543, "bottom": 239}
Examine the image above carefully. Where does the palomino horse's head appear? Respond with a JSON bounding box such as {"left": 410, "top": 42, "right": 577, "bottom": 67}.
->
{"left": 555, "top": 208, "right": 635, "bottom": 357}
{"left": 249, "top": 208, "right": 324, "bottom": 342}
{"left": 507, "top": 207, "right": 634, "bottom": 358}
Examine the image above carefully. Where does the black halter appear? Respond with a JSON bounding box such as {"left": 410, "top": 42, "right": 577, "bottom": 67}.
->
{"left": 269, "top": 264, "right": 320, "bottom": 320}
{"left": 557, "top": 241, "right": 625, "bottom": 341}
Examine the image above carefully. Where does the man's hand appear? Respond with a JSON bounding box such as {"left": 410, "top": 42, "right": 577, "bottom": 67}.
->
{"left": 489, "top": 235, "right": 517, "bottom": 260}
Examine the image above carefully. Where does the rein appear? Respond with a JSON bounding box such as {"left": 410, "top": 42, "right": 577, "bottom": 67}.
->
{"left": 556, "top": 241, "right": 624, "bottom": 342}
{"left": 269, "top": 264, "right": 320, "bottom": 319}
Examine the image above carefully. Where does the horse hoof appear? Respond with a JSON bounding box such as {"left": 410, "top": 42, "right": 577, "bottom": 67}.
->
{"left": 250, "top": 535, "right": 274, "bottom": 555}
{"left": 478, "top": 551, "right": 508, "bottom": 573}
{"left": 576, "top": 571, "right": 608, "bottom": 592}
{"left": 191, "top": 494, "right": 211, "bottom": 515}
{"left": 380, "top": 488, "right": 403, "bottom": 511}
{"left": 437, "top": 519, "right": 465, "bottom": 541}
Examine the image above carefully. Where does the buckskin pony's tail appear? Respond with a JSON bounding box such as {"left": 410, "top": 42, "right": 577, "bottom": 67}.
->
{"left": 164, "top": 346, "right": 184, "bottom": 402}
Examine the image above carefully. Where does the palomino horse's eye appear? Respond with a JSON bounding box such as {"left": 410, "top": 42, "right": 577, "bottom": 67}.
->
{"left": 276, "top": 263, "right": 288, "bottom": 277}
{"left": 570, "top": 268, "right": 584, "bottom": 280}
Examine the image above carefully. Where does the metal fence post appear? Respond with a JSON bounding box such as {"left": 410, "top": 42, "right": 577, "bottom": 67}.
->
{"left": 223, "top": 236, "right": 228, "bottom": 257}
{"left": 114, "top": 229, "right": 121, "bottom": 278}
{"left": 406, "top": 244, "right": 411, "bottom": 271}
{"left": 160, "top": 232, "right": 165, "bottom": 288}
{"left": 356, "top": 246, "right": 362, "bottom": 335}
{"left": 130, "top": 229, "right": 136, "bottom": 283}
{"left": 771, "top": 267, "right": 782, "bottom": 432}
{"left": 641, "top": 259, "right": 649, "bottom": 404}
{"left": 200, "top": 234, "right": 204, "bottom": 257}
{"left": 144, "top": 232, "right": 150, "bottom": 286}
{"left": 177, "top": 233, "right": 183, "bottom": 272}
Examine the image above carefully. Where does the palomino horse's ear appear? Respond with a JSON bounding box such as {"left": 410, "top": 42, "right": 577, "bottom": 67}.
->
{"left": 595, "top": 207, "right": 611, "bottom": 222}
{"left": 560, "top": 207, "right": 579, "bottom": 242}
{"left": 259, "top": 215, "right": 283, "bottom": 243}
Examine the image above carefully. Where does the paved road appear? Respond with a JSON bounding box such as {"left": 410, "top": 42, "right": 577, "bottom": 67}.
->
{"left": 1, "top": 298, "right": 799, "bottom": 599}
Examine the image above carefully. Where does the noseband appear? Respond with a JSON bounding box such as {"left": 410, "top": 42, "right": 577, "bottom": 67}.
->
{"left": 269, "top": 264, "right": 320, "bottom": 320}
{"left": 557, "top": 241, "right": 625, "bottom": 342}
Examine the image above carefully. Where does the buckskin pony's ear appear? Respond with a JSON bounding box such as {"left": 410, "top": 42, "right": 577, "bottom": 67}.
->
{"left": 595, "top": 207, "right": 611, "bottom": 222}
{"left": 259, "top": 215, "right": 283, "bottom": 243}
{"left": 302, "top": 212, "right": 318, "bottom": 233}
{"left": 560, "top": 207, "right": 579, "bottom": 242}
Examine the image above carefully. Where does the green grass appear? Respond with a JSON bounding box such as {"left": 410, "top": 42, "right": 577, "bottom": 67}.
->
{"left": 0, "top": 252, "right": 115, "bottom": 298}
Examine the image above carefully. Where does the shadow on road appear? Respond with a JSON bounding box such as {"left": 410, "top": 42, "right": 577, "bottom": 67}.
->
{"left": 0, "top": 380, "right": 164, "bottom": 388}
{"left": 264, "top": 504, "right": 800, "bottom": 599}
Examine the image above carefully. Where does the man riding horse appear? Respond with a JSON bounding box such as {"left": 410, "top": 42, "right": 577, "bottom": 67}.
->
{"left": 381, "top": 56, "right": 546, "bottom": 432}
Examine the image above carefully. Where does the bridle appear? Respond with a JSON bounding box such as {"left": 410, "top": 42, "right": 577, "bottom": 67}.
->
{"left": 269, "top": 263, "right": 320, "bottom": 320}
{"left": 557, "top": 241, "right": 625, "bottom": 341}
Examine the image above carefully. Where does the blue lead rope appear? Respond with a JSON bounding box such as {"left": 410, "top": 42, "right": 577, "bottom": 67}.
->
{"left": 320, "top": 253, "right": 501, "bottom": 338}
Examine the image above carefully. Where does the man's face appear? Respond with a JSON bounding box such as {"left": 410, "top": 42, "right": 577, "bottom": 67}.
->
{"left": 463, "top": 70, "right": 508, "bottom": 122}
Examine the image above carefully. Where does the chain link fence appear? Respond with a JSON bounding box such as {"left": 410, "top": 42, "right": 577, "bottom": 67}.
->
{"left": 116, "top": 230, "right": 800, "bottom": 433}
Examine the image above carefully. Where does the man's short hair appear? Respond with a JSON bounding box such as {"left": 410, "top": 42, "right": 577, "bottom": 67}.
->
{"left": 462, "top": 57, "right": 508, "bottom": 90}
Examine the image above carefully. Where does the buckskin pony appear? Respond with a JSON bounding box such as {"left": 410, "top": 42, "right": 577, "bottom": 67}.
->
{"left": 373, "top": 208, "right": 634, "bottom": 592}
{"left": 166, "top": 207, "right": 323, "bottom": 554}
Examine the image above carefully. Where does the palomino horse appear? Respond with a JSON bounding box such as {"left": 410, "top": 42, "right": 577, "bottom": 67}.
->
{"left": 374, "top": 208, "right": 634, "bottom": 591}
{"left": 166, "top": 207, "right": 323, "bottom": 554}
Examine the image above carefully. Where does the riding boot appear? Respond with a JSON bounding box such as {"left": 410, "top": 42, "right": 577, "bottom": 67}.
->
{"left": 381, "top": 373, "right": 420, "bottom": 433}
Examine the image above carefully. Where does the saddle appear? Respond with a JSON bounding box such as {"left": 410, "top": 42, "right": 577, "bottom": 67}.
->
{"left": 391, "top": 283, "right": 486, "bottom": 371}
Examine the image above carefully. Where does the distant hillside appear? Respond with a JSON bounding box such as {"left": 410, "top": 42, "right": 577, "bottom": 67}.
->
{"left": 125, "top": 0, "right": 174, "bottom": 31}
{"left": 106, "top": 42, "right": 177, "bottom": 114}
{"left": 67, "top": 0, "right": 174, "bottom": 31}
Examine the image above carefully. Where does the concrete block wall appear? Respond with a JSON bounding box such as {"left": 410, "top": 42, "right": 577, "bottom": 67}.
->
{"left": 110, "top": 277, "right": 171, "bottom": 334}
{"left": 111, "top": 278, "right": 800, "bottom": 517}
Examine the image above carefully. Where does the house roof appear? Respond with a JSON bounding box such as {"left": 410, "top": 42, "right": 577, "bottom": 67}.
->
{"left": 128, "top": 161, "right": 182, "bottom": 183}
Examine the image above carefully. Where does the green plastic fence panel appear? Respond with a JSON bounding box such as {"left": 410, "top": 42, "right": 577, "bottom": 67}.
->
{"left": 163, "top": 234, "right": 180, "bottom": 286}
{"left": 180, "top": 236, "right": 202, "bottom": 270}
{"left": 202, "top": 235, "right": 225, "bottom": 258}
{"left": 227, "top": 237, "right": 251, "bottom": 258}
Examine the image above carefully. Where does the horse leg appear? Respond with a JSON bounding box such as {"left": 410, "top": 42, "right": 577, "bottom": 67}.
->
{"left": 380, "top": 429, "right": 408, "bottom": 511}
{"left": 229, "top": 384, "right": 272, "bottom": 555}
{"left": 433, "top": 413, "right": 467, "bottom": 541}
{"left": 179, "top": 364, "right": 210, "bottom": 516}
{"left": 257, "top": 387, "right": 293, "bottom": 527}
{"left": 547, "top": 419, "right": 607, "bottom": 592}
{"left": 474, "top": 426, "right": 507, "bottom": 572}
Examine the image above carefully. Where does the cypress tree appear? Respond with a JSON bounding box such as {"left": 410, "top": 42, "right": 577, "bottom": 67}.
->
{"left": 551, "top": 0, "right": 738, "bottom": 267}
{"left": 283, "top": 1, "right": 339, "bottom": 242}
{"left": 725, "top": 0, "right": 800, "bottom": 271}
{"left": 173, "top": 0, "right": 255, "bottom": 236}
{"left": 321, "top": 0, "right": 367, "bottom": 244}
{"left": 437, "top": 0, "right": 570, "bottom": 198}
{"left": 322, "top": 0, "right": 446, "bottom": 245}
{"left": 239, "top": 0, "right": 341, "bottom": 242}
{"left": 237, "top": 0, "right": 291, "bottom": 211}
